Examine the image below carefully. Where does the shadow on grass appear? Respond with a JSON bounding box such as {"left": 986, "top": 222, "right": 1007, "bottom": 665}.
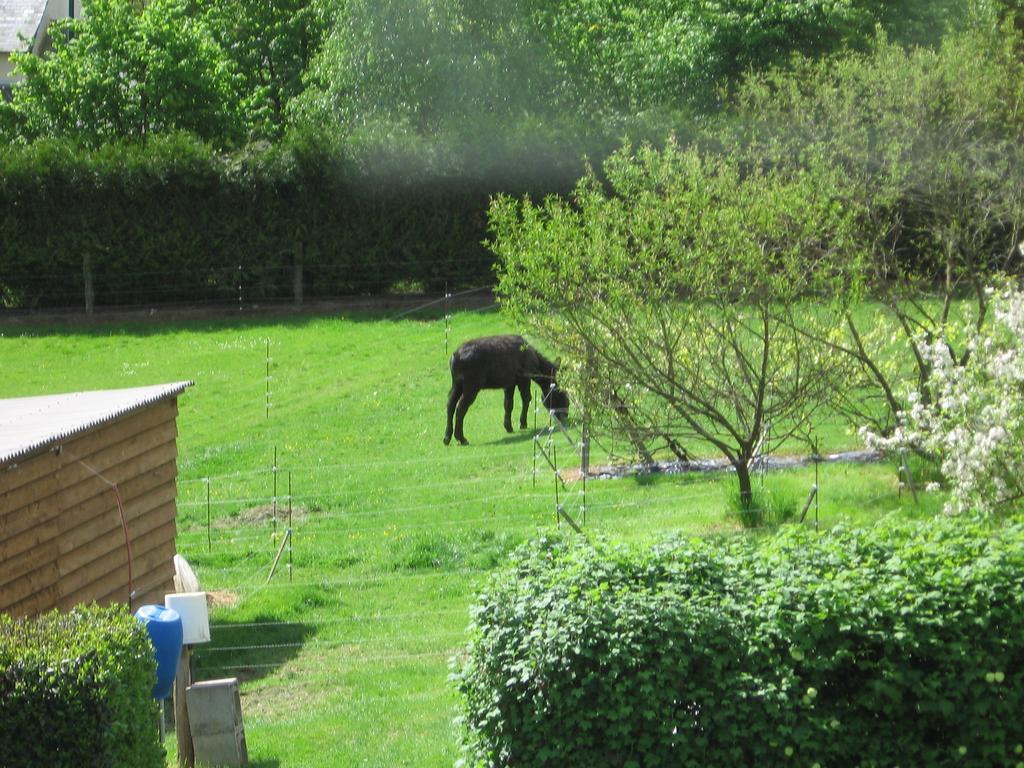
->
{"left": 0, "top": 294, "right": 498, "bottom": 337}
{"left": 632, "top": 471, "right": 660, "bottom": 487}
{"left": 495, "top": 430, "right": 543, "bottom": 446}
{"left": 192, "top": 615, "right": 317, "bottom": 685}
{"left": 164, "top": 742, "right": 282, "bottom": 768}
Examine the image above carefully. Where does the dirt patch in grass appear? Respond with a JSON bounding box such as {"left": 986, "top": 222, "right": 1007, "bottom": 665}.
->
{"left": 243, "top": 676, "right": 355, "bottom": 720}
{"left": 207, "top": 589, "right": 240, "bottom": 608}
{"left": 215, "top": 504, "right": 308, "bottom": 528}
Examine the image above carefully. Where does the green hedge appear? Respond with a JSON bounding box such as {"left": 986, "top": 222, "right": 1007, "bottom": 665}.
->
{"left": 455, "top": 518, "right": 1024, "bottom": 767}
{"left": 0, "top": 604, "right": 163, "bottom": 768}
{"left": 0, "top": 135, "right": 581, "bottom": 311}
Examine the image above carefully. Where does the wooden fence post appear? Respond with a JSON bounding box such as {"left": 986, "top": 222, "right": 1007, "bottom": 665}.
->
{"left": 83, "top": 252, "right": 94, "bottom": 315}
{"left": 175, "top": 646, "right": 195, "bottom": 768}
{"left": 292, "top": 241, "right": 304, "bottom": 306}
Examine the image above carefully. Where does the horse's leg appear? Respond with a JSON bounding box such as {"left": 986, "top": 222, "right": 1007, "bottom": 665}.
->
{"left": 444, "top": 381, "right": 463, "bottom": 445}
{"left": 503, "top": 386, "right": 515, "bottom": 433}
{"left": 454, "top": 385, "right": 479, "bottom": 445}
{"left": 517, "top": 378, "right": 531, "bottom": 429}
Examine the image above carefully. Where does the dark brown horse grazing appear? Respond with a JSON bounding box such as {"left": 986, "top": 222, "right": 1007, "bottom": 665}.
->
{"left": 444, "top": 335, "right": 569, "bottom": 445}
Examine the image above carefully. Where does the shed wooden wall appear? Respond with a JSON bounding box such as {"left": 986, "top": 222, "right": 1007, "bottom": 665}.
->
{"left": 0, "top": 398, "right": 180, "bottom": 618}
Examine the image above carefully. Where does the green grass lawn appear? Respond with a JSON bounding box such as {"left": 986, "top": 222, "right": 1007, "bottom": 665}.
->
{"left": 0, "top": 308, "right": 943, "bottom": 767}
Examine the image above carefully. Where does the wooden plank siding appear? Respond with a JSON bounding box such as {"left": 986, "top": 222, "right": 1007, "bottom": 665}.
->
{"left": 0, "top": 398, "right": 182, "bottom": 618}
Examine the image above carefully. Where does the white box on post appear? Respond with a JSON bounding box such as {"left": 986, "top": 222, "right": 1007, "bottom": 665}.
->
{"left": 165, "top": 591, "right": 210, "bottom": 645}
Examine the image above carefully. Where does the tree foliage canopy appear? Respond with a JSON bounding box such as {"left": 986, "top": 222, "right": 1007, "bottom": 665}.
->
{"left": 492, "top": 141, "right": 864, "bottom": 500}
{"left": 1, "top": 0, "right": 247, "bottom": 147}
{"left": 0, "top": 0, "right": 329, "bottom": 147}
{"left": 0, "top": 0, "right": 989, "bottom": 153}
{"left": 193, "top": 0, "right": 331, "bottom": 139}
{"left": 290, "top": 0, "right": 978, "bottom": 154}
{"left": 728, "top": 25, "right": 1024, "bottom": 433}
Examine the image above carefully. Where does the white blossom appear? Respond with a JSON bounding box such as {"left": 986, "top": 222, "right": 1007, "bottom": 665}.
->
{"left": 861, "top": 285, "right": 1024, "bottom": 515}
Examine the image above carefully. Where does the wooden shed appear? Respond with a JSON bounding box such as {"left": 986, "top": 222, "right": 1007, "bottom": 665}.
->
{"left": 0, "top": 381, "right": 193, "bottom": 618}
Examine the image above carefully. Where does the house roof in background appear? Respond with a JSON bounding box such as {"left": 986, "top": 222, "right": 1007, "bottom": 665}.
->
{"left": 0, "top": 0, "right": 49, "bottom": 54}
{"left": 0, "top": 381, "right": 194, "bottom": 467}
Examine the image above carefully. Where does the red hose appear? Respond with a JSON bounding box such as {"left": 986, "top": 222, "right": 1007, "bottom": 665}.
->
{"left": 112, "top": 483, "right": 134, "bottom": 604}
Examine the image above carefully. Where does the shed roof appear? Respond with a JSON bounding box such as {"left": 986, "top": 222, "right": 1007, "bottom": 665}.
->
{"left": 0, "top": 0, "right": 49, "bottom": 54}
{"left": 0, "top": 381, "right": 193, "bottom": 466}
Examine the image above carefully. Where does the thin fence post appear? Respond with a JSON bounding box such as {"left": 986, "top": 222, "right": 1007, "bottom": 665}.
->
{"left": 814, "top": 437, "right": 820, "bottom": 530}
{"left": 237, "top": 264, "right": 243, "bottom": 312}
{"left": 83, "top": 252, "right": 95, "bottom": 316}
{"left": 533, "top": 387, "right": 538, "bottom": 433}
{"left": 581, "top": 341, "right": 594, "bottom": 528}
{"left": 206, "top": 478, "right": 211, "bottom": 553}
{"left": 553, "top": 436, "right": 559, "bottom": 527}
{"left": 272, "top": 447, "right": 278, "bottom": 543}
{"left": 581, "top": 421, "right": 590, "bottom": 478}
{"left": 444, "top": 283, "right": 452, "bottom": 359}
{"left": 799, "top": 484, "right": 818, "bottom": 524}
{"left": 266, "top": 339, "right": 273, "bottom": 419}
{"left": 266, "top": 529, "right": 292, "bottom": 584}
{"left": 532, "top": 435, "right": 538, "bottom": 489}
{"left": 899, "top": 447, "right": 918, "bottom": 504}
{"left": 288, "top": 471, "right": 293, "bottom": 582}
{"left": 581, "top": 420, "right": 589, "bottom": 528}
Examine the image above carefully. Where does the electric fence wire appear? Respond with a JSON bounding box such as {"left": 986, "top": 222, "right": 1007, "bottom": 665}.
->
{"left": 198, "top": 649, "right": 459, "bottom": 675}
{"left": 4, "top": 276, "right": 500, "bottom": 317}
{"left": 389, "top": 286, "right": 493, "bottom": 321}
{"left": 199, "top": 631, "right": 467, "bottom": 655}
{"left": 176, "top": 443, "right": 538, "bottom": 484}
{"left": 177, "top": 471, "right": 543, "bottom": 507}
{"left": 196, "top": 569, "right": 492, "bottom": 592}
{"left": 208, "top": 607, "right": 469, "bottom": 632}
{"left": 175, "top": 488, "right": 721, "bottom": 549}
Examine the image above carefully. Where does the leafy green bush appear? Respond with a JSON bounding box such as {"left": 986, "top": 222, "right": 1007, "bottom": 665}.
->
{"left": 0, "top": 604, "right": 163, "bottom": 768}
{"left": 455, "top": 518, "right": 1024, "bottom": 767}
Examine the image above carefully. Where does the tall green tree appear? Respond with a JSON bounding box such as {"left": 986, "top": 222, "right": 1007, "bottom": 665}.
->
{"left": 1, "top": 0, "right": 247, "bottom": 147}
{"left": 293, "top": 0, "right": 975, "bottom": 151}
{"left": 195, "top": 0, "right": 331, "bottom": 139}
{"left": 730, "top": 23, "right": 1024, "bottom": 435}
{"left": 289, "top": 0, "right": 571, "bottom": 147}
{"left": 537, "top": 0, "right": 879, "bottom": 116}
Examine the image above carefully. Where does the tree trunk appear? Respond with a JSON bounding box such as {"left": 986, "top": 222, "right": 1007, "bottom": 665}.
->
{"left": 609, "top": 391, "right": 656, "bottom": 466}
{"left": 666, "top": 436, "right": 689, "bottom": 462}
{"left": 735, "top": 460, "right": 754, "bottom": 509}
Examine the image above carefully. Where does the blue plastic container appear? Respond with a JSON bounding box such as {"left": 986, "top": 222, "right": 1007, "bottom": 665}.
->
{"left": 134, "top": 604, "right": 183, "bottom": 700}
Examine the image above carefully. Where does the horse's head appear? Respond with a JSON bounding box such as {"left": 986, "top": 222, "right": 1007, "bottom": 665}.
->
{"left": 543, "top": 384, "right": 570, "bottom": 424}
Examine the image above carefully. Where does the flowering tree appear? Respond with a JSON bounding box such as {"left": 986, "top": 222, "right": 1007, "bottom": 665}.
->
{"left": 863, "top": 285, "right": 1024, "bottom": 515}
